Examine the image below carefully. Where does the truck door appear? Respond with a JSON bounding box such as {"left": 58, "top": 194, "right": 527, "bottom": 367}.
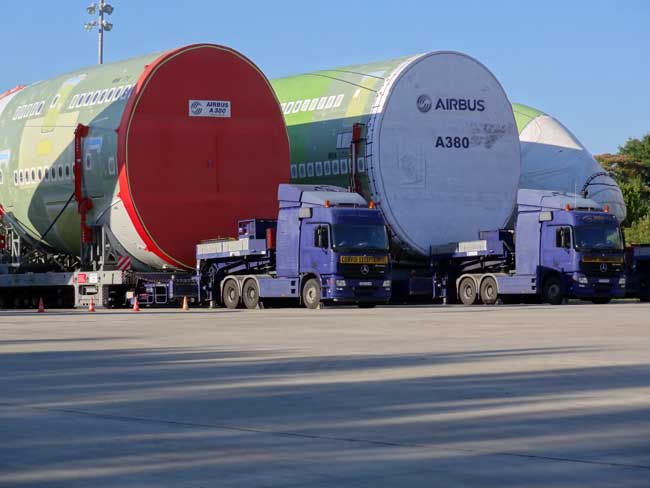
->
{"left": 300, "top": 223, "right": 331, "bottom": 275}
{"left": 541, "top": 225, "right": 573, "bottom": 273}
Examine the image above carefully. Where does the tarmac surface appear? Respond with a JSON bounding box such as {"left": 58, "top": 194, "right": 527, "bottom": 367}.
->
{"left": 1, "top": 302, "right": 649, "bottom": 487}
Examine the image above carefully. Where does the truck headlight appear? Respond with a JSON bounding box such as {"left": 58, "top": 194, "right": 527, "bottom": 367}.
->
{"left": 335, "top": 279, "right": 347, "bottom": 287}
{"left": 577, "top": 276, "right": 588, "bottom": 284}
{"left": 619, "top": 277, "right": 626, "bottom": 286}
{"left": 383, "top": 280, "right": 391, "bottom": 288}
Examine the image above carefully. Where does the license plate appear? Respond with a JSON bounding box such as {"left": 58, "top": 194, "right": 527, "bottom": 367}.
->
{"left": 359, "top": 281, "right": 373, "bottom": 287}
{"left": 598, "top": 279, "right": 609, "bottom": 283}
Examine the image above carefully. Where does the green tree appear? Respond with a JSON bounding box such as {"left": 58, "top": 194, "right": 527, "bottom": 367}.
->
{"left": 618, "top": 177, "right": 649, "bottom": 225}
{"left": 620, "top": 134, "right": 650, "bottom": 165}
{"left": 625, "top": 216, "right": 650, "bottom": 244}
{"left": 596, "top": 134, "right": 650, "bottom": 228}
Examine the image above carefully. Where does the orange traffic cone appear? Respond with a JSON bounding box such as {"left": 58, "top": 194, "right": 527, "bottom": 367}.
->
{"left": 37, "top": 297, "right": 45, "bottom": 313}
{"left": 182, "top": 296, "right": 189, "bottom": 311}
{"left": 88, "top": 297, "right": 96, "bottom": 312}
{"left": 132, "top": 296, "right": 140, "bottom": 312}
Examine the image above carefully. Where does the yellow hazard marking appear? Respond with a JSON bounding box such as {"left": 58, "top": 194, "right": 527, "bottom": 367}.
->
{"left": 339, "top": 255, "right": 388, "bottom": 264}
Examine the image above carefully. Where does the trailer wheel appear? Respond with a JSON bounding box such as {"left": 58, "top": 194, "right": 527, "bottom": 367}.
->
{"left": 480, "top": 277, "right": 498, "bottom": 305}
{"left": 458, "top": 277, "right": 479, "bottom": 306}
{"left": 222, "top": 280, "right": 241, "bottom": 309}
{"left": 302, "top": 278, "right": 321, "bottom": 309}
{"left": 542, "top": 276, "right": 563, "bottom": 305}
{"left": 242, "top": 279, "right": 260, "bottom": 309}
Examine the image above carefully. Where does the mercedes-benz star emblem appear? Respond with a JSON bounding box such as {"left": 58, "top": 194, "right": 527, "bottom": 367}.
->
{"left": 600, "top": 263, "right": 608, "bottom": 272}
{"left": 360, "top": 265, "right": 370, "bottom": 275}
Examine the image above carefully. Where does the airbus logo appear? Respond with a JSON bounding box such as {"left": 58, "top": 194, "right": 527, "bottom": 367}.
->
{"left": 360, "top": 265, "right": 370, "bottom": 275}
{"left": 190, "top": 101, "right": 203, "bottom": 115}
{"left": 416, "top": 94, "right": 432, "bottom": 113}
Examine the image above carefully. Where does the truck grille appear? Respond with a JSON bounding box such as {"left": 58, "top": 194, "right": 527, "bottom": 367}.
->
{"left": 338, "top": 264, "right": 388, "bottom": 279}
{"left": 581, "top": 261, "right": 623, "bottom": 277}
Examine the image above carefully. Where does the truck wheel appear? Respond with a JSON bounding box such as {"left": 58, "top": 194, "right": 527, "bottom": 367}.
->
{"left": 222, "top": 280, "right": 240, "bottom": 309}
{"left": 591, "top": 297, "right": 611, "bottom": 304}
{"left": 302, "top": 278, "right": 321, "bottom": 309}
{"left": 480, "top": 277, "right": 498, "bottom": 305}
{"left": 542, "top": 276, "right": 563, "bottom": 305}
{"left": 242, "top": 279, "right": 260, "bottom": 309}
{"left": 459, "top": 277, "right": 479, "bottom": 306}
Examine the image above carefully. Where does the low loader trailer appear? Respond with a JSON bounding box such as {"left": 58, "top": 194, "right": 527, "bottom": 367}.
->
{"left": 625, "top": 244, "right": 650, "bottom": 302}
{"left": 429, "top": 190, "right": 626, "bottom": 305}
{"left": 196, "top": 184, "right": 392, "bottom": 309}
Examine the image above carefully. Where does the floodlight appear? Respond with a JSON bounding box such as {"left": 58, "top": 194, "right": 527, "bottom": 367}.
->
{"left": 86, "top": 3, "right": 97, "bottom": 14}
{"left": 102, "top": 21, "right": 113, "bottom": 31}
{"left": 101, "top": 3, "right": 114, "bottom": 14}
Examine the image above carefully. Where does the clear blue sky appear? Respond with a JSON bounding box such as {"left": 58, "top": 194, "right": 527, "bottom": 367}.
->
{"left": 2, "top": 1, "right": 648, "bottom": 154}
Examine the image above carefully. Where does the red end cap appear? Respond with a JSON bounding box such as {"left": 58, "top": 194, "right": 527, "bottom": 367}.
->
{"left": 117, "top": 44, "right": 289, "bottom": 269}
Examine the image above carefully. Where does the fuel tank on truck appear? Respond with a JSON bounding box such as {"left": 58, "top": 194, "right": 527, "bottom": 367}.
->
{"left": 270, "top": 52, "right": 521, "bottom": 257}
{"left": 513, "top": 103, "right": 626, "bottom": 222}
{"left": 0, "top": 44, "right": 290, "bottom": 270}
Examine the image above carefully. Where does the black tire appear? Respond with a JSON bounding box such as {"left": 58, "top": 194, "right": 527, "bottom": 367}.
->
{"left": 242, "top": 279, "right": 260, "bottom": 310}
{"left": 302, "top": 278, "right": 321, "bottom": 310}
{"left": 542, "top": 276, "right": 564, "bottom": 305}
{"left": 480, "top": 276, "right": 499, "bottom": 305}
{"left": 639, "top": 296, "right": 650, "bottom": 303}
{"left": 357, "top": 303, "right": 376, "bottom": 309}
{"left": 222, "top": 280, "right": 240, "bottom": 309}
{"left": 591, "top": 297, "right": 611, "bottom": 304}
{"left": 458, "top": 277, "right": 479, "bottom": 306}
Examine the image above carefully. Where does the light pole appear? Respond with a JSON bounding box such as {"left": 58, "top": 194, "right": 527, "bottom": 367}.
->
{"left": 84, "top": 1, "right": 114, "bottom": 64}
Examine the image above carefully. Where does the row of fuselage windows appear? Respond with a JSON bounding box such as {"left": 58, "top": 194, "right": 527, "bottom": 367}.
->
{"left": 5, "top": 156, "right": 116, "bottom": 187}
{"left": 290, "top": 158, "right": 367, "bottom": 179}
{"left": 11, "top": 84, "right": 134, "bottom": 121}
{"left": 7, "top": 165, "right": 74, "bottom": 186}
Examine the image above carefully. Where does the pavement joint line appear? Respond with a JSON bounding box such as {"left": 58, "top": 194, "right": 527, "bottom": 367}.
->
{"left": 3, "top": 401, "right": 650, "bottom": 472}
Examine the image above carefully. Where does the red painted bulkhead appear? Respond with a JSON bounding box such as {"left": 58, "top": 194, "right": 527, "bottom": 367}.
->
{"left": 117, "top": 44, "right": 289, "bottom": 269}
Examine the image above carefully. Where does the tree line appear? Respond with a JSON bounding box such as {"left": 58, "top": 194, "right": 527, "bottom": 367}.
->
{"left": 595, "top": 134, "right": 650, "bottom": 243}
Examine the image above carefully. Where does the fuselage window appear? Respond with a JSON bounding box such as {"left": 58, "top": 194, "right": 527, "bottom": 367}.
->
{"left": 112, "top": 86, "right": 124, "bottom": 101}
{"left": 50, "top": 167, "right": 57, "bottom": 181}
{"left": 37, "top": 168, "right": 42, "bottom": 180}
{"left": 19, "top": 170, "right": 24, "bottom": 184}
{"left": 58, "top": 166, "right": 63, "bottom": 179}
{"left": 13, "top": 171, "right": 18, "bottom": 185}
{"left": 65, "top": 165, "right": 71, "bottom": 179}
{"left": 91, "top": 91, "right": 101, "bottom": 105}
{"left": 31, "top": 169, "right": 36, "bottom": 181}
{"left": 50, "top": 94, "right": 60, "bottom": 108}
{"left": 69, "top": 95, "right": 79, "bottom": 109}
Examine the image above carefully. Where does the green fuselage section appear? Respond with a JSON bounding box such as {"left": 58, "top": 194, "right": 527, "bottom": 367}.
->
{"left": 0, "top": 52, "right": 159, "bottom": 255}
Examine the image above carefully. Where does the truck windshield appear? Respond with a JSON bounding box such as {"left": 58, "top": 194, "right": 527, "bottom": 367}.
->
{"left": 332, "top": 225, "right": 389, "bottom": 252}
{"left": 574, "top": 225, "right": 624, "bottom": 251}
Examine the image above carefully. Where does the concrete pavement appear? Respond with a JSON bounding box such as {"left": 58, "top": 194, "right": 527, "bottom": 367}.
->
{"left": 1, "top": 303, "right": 649, "bottom": 487}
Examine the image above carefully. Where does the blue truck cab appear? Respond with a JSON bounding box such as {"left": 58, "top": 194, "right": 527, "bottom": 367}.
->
{"left": 196, "top": 185, "right": 391, "bottom": 309}
{"left": 432, "top": 189, "right": 626, "bottom": 305}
